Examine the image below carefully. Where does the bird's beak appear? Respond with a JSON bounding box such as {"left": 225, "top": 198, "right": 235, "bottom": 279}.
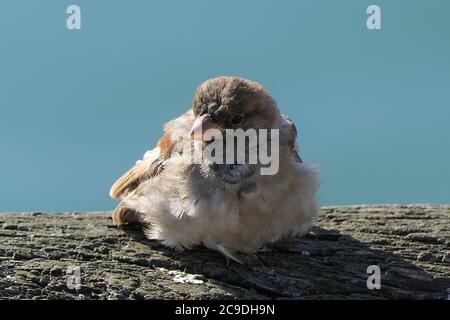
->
{"left": 189, "top": 114, "right": 219, "bottom": 141}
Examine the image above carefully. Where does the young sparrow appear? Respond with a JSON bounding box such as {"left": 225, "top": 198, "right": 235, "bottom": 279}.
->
{"left": 110, "top": 76, "right": 320, "bottom": 263}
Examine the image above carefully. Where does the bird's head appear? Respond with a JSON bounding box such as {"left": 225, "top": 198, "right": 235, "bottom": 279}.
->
{"left": 188, "top": 76, "right": 282, "bottom": 186}
{"left": 190, "top": 76, "right": 281, "bottom": 141}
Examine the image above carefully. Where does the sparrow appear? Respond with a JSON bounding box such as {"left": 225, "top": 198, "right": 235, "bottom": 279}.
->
{"left": 109, "top": 76, "right": 320, "bottom": 263}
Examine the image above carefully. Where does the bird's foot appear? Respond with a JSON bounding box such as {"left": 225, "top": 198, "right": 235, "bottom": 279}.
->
{"left": 239, "top": 253, "right": 267, "bottom": 267}
{"left": 215, "top": 244, "right": 268, "bottom": 266}
{"left": 215, "top": 244, "right": 243, "bottom": 265}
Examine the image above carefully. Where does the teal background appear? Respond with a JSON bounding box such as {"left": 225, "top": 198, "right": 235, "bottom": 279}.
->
{"left": 0, "top": 1, "right": 449, "bottom": 212}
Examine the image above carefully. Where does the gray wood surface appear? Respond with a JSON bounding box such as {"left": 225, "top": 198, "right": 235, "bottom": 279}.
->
{"left": 1, "top": 205, "right": 449, "bottom": 300}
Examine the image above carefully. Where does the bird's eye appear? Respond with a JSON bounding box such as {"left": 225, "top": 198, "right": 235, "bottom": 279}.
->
{"left": 230, "top": 114, "right": 243, "bottom": 125}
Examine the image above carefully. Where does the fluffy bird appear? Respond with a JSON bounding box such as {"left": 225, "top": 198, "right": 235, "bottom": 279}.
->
{"left": 110, "top": 76, "right": 320, "bottom": 263}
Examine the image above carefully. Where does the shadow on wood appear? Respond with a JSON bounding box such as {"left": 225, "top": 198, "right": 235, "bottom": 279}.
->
{"left": 122, "top": 223, "right": 450, "bottom": 299}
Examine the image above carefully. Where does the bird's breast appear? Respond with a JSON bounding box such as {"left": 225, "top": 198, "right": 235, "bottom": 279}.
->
{"left": 210, "top": 163, "right": 256, "bottom": 185}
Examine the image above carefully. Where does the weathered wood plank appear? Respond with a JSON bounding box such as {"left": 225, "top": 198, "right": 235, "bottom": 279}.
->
{"left": 0, "top": 205, "right": 449, "bottom": 300}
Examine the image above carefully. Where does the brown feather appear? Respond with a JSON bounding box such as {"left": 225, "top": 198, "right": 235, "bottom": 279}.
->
{"left": 109, "top": 129, "right": 182, "bottom": 200}
{"left": 109, "top": 110, "right": 194, "bottom": 225}
{"left": 157, "top": 132, "right": 176, "bottom": 159}
{"left": 112, "top": 203, "right": 142, "bottom": 225}
{"left": 109, "top": 154, "right": 164, "bottom": 199}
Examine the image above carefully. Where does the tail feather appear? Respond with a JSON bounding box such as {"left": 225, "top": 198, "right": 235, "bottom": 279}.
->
{"left": 112, "top": 202, "right": 142, "bottom": 225}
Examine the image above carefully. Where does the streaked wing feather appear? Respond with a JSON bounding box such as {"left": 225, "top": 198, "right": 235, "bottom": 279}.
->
{"left": 109, "top": 148, "right": 164, "bottom": 199}
{"left": 109, "top": 109, "right": 195, "bottom": 225}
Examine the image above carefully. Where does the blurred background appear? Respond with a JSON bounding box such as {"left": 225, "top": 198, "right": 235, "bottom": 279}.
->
{"left": 0, "top": 0, "right": 449, "bottom": 212}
